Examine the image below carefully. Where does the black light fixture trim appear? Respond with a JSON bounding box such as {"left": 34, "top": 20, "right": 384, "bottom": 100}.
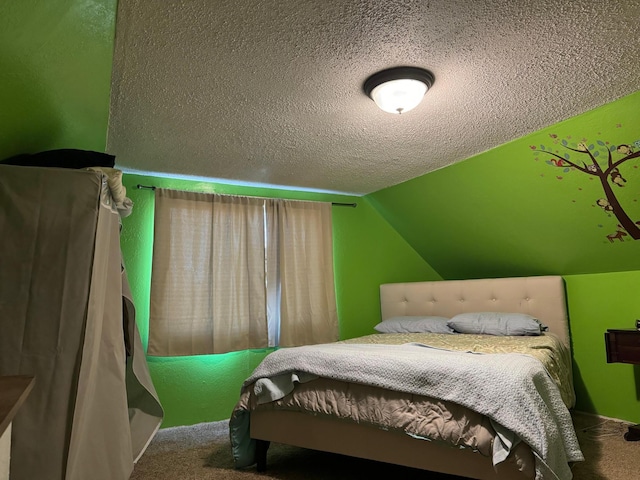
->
{"left": 363, "top": 66, "right": 435, "bottom": 98}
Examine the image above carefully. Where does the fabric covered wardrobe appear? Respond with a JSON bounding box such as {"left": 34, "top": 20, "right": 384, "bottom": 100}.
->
{"left": 0, "top": 164, "right": 163, "bottom": 480}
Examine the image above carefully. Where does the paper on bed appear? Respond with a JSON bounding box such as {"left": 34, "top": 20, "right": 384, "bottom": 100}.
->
{"left": 230, "top": 342, "right": 583, "bottom": 479}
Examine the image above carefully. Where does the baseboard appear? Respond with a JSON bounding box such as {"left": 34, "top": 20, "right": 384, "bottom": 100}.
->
{"left": 572, "top": 410, "right": 633, "bottom": 425}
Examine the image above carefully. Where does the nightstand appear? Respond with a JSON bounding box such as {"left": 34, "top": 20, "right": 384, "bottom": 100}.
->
{"left": 604, "top": 329, "right": 640, "bottom": 441}
{"left": 605, "top": 329, "right": 640, "bottom": 364}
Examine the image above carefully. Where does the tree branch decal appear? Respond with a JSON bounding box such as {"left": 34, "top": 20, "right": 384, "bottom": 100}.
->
{"left": 533, "top": 134, "right": 640, "bottom": 240}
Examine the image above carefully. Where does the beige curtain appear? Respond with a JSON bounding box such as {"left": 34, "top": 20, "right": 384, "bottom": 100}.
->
{"left": 274, "top": 200, "right": 338, "bottom": 347}
{"left": 148, "top": 189, "right": 268, "bottom": 356}
{"left": 148, "top": 190, "right": 338, "bottom": 355}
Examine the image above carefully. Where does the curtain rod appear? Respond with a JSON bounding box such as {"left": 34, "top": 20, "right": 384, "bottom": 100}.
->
{"left": 135, "top": 184, "right": 357, "bottom": 208}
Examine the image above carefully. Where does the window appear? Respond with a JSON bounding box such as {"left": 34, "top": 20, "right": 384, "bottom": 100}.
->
{"left": 147, "top": 188, "right": 338, "bottom": 356}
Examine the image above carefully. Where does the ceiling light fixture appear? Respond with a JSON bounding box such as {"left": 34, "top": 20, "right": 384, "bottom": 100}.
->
{"left": 363, "top": 66, "right": 435, "bottom": 114}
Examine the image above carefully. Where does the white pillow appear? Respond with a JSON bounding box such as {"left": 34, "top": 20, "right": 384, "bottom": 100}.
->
{"left": 447, "top": 312, "right": 548, "bottom": 336}
{"left": 374, "top": 316, "right": 454, "bottom": 334}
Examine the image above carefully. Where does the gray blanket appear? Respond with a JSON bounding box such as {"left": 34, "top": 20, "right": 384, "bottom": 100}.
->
{"left": 230, "top": 343, "right": 583, "bottom": 479}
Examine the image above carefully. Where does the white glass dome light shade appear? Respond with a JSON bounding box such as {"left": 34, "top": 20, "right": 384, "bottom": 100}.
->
{"left": 363, "top": 67, "right": 435, "bottom": 115}
{"left": 370, "top": 78, "right": 428, "bottom": 114}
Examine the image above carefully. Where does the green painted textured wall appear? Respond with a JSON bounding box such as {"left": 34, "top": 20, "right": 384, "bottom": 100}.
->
{"left": 367, "top": 90, "right": 640, "bottom": 424}
{"left": 0, "top": 0, "right": 117, "bottom": 159}
{"left": 120, "top": 174, "right": 440, "bottom": 426}
{"left": 368, "top": 90, "right": 640, "bottom": 279}
{"left": 565, "top": 271, "right": 640, "bottom": 423}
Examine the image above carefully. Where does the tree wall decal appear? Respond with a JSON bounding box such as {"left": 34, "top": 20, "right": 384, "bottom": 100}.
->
{"left": 533, "top": 134, "right": 640, "bottom": 240}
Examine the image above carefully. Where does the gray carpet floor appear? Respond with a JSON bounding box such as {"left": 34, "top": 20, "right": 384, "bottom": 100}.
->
{"left": 130, "top": 411, "right": 639, "bottom": 479}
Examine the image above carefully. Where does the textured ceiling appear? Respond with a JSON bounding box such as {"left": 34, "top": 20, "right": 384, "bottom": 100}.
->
{"left": 107, "top": 0, "right": 640, "bottom": 195}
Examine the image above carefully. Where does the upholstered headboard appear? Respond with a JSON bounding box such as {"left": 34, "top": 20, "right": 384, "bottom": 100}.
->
{"left": 380, "top": 276, "right": 570, "bottom": 348}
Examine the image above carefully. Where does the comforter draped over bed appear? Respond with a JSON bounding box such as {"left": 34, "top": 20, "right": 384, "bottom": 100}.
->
{"left": 230, "top": 336, "right": 583, "bottom": 480}
{"left": 339, "top": 332, "right": 576, "bottom": 409}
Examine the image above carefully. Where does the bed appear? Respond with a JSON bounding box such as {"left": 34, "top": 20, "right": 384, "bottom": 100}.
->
{"left": 229, "top": 275, "right": 584, "bottom": 480}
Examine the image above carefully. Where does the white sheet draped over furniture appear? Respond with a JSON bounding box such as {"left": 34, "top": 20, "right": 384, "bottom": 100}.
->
{"left": 0, "top": 165, "right": 163, "bottom": 480}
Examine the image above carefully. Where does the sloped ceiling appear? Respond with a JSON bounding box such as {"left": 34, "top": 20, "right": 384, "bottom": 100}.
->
{"left": 107, "top": 0, "right": 640, "bottom": 195}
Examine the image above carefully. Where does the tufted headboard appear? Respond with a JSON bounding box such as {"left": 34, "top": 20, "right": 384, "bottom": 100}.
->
{"left": 380, "top": 276, "right": 570, "bottom": 348}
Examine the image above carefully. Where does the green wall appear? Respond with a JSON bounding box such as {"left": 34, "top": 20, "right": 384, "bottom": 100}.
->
{"left": 368, "top": 90, "right": 640, "bottom": 279}
{"left": 0, "top": 0, "right": 117, "bottom": 158}
{"left": 565, "top": 271, "right": 640, "bottom": 423}
{"left": 120, "top": 173, "right": 440, "bottom": 427}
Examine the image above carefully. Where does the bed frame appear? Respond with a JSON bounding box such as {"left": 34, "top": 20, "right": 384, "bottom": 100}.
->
{"left": 251, "top": 275, "right": 572, "bottom": 479}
